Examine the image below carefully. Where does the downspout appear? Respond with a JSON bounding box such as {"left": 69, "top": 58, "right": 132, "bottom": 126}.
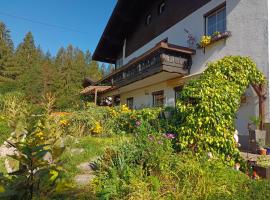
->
{"left": 268, "top": 0, "right": 270, "bottom": 127}
{"left": 123, "top": 38, "right": 127, "bottom": 65}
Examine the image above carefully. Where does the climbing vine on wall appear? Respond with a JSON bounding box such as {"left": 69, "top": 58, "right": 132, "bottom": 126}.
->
{"left": 176, "top": 56, "right": 265, "bottom": 164}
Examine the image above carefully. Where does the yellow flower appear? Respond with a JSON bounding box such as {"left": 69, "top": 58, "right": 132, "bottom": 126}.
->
{"left": 60, "top": 119, "right": 68, "bottom": 126}
{"left": 92, "top": 122, "right": 103, "bottom": 134}
{"left": 200, "top": 35, "right": 212, "bottom": 47}
{"left": 36, "top": 131, "right": 44, "bottom": 137}
{"left": 121, "top": 104, "right": 130, "bottom": 113}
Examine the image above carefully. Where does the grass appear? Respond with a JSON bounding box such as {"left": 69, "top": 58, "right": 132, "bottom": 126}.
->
{"left": 60, "top": 135, "right": 129, "bottom": 180}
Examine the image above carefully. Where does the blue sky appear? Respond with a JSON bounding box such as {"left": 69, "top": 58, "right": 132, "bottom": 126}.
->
{"left": 0, "top": 0, "right": 117, "bottom": 56}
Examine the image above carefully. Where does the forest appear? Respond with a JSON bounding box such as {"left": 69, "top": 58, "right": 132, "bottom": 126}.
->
{"left": 0, "top": 21, "right": 108, "bottom": 109}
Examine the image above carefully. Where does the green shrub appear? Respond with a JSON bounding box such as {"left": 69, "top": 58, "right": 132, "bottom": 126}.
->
{"left": 175, "top": 56, "right": 265, "bottom": 164}
{"left": 65, "top": 104, "right": 113, "bottom": 136}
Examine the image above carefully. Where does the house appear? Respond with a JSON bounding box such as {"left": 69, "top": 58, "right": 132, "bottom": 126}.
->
{"left": 84, "top": 0, "right": 270, "bottom": 147}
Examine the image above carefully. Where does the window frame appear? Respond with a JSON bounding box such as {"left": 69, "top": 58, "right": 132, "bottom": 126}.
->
{"left": 204, "top": 2, "right": 226, "bottom": 36}
{"left": 113, "top": 95, "right": 121, "bottom": 106}
{"left": 152, "top": 90, "right": 164, "bottom": 107}
{"left": 126, "top": 97, "right": 134, "bottom": 109}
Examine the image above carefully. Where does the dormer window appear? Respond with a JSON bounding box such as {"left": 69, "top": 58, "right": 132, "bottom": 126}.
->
{"left": 146, "top": 14, "right": 152, "bottom": 25}
{"left": 158, "top": 2, "right": 165, "bottom": 15}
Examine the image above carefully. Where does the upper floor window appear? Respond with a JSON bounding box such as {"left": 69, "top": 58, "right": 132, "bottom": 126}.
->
{"left": 206, "top": 6, "right": 226, "bottom": 35}
{"left": 116, "top": 58, "right": 123, "bottom": 69}
{"left": 158, "top": 2, "right": 165, "bottom": 15}
{"left": 146, "top": 14, "right": 152, "bottom": 25}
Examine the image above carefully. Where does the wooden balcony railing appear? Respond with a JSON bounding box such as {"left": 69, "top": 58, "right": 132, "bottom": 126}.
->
{"left": 96, "top": 42, "right": 196, "bottom": 88}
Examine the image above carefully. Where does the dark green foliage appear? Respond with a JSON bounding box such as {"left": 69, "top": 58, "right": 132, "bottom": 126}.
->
{"left": 0, "top": 22, "right": 14, "bottom": 83}
{"left": 54, "top": 45, "right": 100, "bottom": 108}
{"left": 175, "top": 56, "right": 265, "bottom": 164}
{"left": 0, "top": 21, "right": 103, "bottom": 109}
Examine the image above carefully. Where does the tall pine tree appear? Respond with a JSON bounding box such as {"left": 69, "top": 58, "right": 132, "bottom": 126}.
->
{"left": 0, "top": 22, "right": 15, "bottom": 88}
{"left": 14, "top": 32, "right": 43, "bottom": 102}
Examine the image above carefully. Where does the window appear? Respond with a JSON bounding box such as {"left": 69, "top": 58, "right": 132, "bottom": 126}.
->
{"left": 113, "top": 95, "right": 121, "bottom": 106}
{"left": 126, "top": 97, "right": 134, "bottom": 109}
{"left": 206, "top": 6, "right": 226, "bottom": 35}
{"left": 146, "top": 14, "right": 152, "bottom": 25}
{"left": 116, "top": 58, "right": 123, "bottom": 69}
{"left": 158, "top": 2, "right": 165, "bottom": 15}
{"left": 153, "top": 90, "right": 164, "bottom": 107}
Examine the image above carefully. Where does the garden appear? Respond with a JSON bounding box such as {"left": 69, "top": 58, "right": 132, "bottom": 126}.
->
{"left": 0, "top": 56, "right": 270, "bottom": 200}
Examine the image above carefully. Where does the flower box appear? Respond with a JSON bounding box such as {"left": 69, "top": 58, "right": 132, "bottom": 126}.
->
{"left": 197, "top": 31, "right": 231, "bottom": 49}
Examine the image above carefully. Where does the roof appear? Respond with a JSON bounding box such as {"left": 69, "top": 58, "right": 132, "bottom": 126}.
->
{"left": 80, "top": 86, "right": 113, "bottom": 95}
{"left": 92, "top": 0, "right": 156, "bottom": 63}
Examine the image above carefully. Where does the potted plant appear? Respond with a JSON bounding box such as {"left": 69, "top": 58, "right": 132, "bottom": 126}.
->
{"left": 258, "top": 138, "right": 267, "bottom": 155}
{"left": 212, "top": 31, "right": 222, "bottom": 39}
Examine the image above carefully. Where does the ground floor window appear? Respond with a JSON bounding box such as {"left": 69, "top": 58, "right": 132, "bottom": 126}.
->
{"left": 152, "top": 90, "right": 164, "bottom": 107}
{"left": 126, "top": 97, "right": 134, "bottom": 109}
{"left": 113, "top": 95, "right": 121, "bottom": 106}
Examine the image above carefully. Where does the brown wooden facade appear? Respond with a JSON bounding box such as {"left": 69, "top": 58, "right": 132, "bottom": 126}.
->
{"left": 92, "top": 0, "right": 210, "bottom": 64}
{"left": 95, "top": 42, "right": 195, "bottom": 88}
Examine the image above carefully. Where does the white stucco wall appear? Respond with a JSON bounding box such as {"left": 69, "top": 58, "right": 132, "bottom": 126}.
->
{"left": 120, "top": 81, "right": 176, "bottom": 109}
{"left": 119, "top": 0, "right": 269, "bottom": 135}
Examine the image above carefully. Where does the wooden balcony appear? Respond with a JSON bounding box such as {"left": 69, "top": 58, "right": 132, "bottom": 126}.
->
{"left": 96, "top": 42, "right": 196, "bottom": 88}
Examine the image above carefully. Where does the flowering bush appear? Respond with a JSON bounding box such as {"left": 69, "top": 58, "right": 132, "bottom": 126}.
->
{"left": 62, "top": 105, "right": 163, "bottom": 137}
{"left": 112, "top": 106, "right": 162, "bottom": 134}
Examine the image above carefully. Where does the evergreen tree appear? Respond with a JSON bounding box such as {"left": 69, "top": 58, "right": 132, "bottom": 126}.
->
{"left": 0, "top": 22, "right": 103, "bottom": 108}
{"left": 0, "top": 22, "right": 15, "bottom": 86}
{"left": 41, "top": 52, "right": 55, "bottom": 96}
{"left": 0, "top": 22, "right": 13, "bottom": 49}
{"left": 101, "top": 63, "right": 106, "bottom": 77}
{"left": 85, "top": 50, "right": 92, "bottom": 64}
{"left": 14, "top": 32, "right": 43, "bottom": 102}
